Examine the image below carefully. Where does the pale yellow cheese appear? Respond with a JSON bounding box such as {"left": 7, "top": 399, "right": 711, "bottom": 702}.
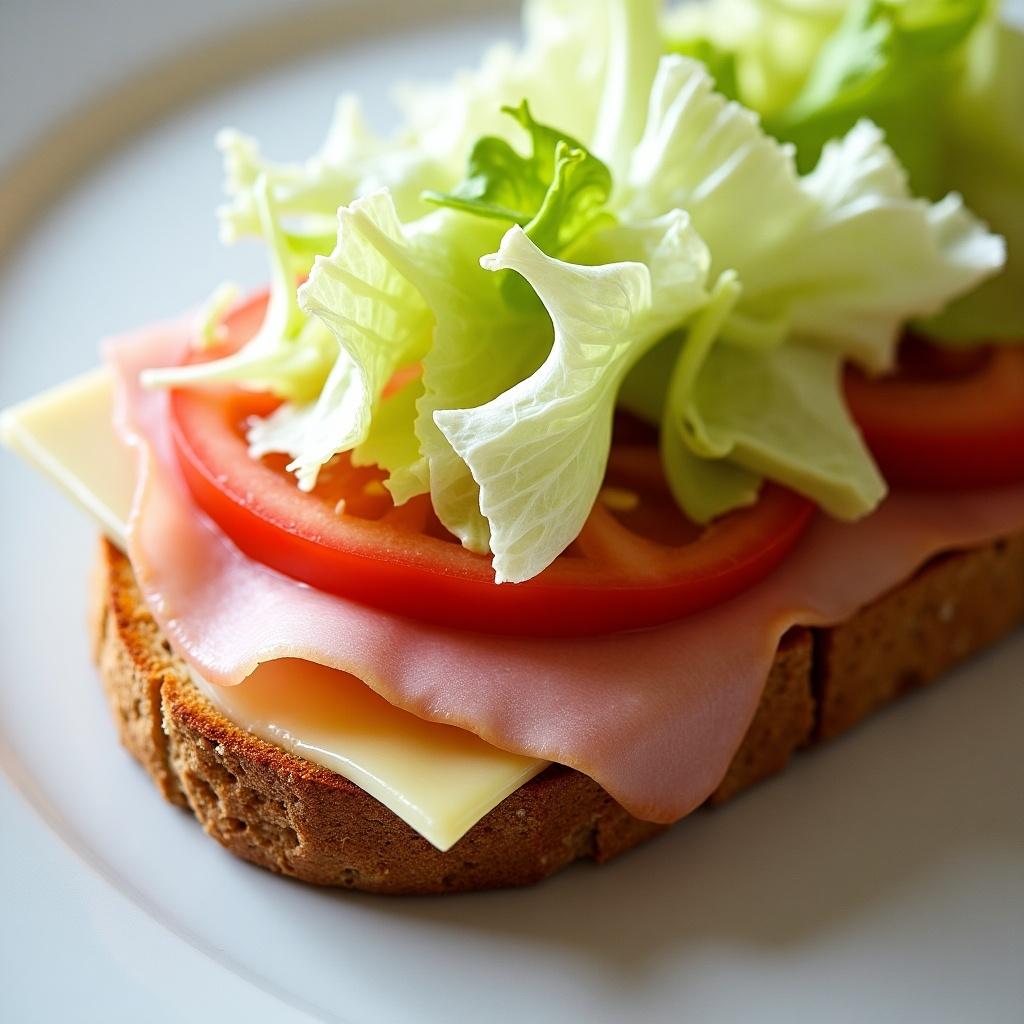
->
{"left": 1, "top": 370, "right": 548, "bottom": 851}
{"left": 1, "top": 369, "right": 135, "bottom": 547}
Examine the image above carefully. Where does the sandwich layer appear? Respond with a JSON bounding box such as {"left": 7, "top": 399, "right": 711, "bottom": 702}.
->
{"left": 92, "top": 533, "right": 1024, "bottom": 894}
{"left": 106, "top": 328, "right": 1024, "bottom": 825}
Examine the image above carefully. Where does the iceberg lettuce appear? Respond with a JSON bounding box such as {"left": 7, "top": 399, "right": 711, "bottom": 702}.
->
{"left": 147, "top": 0, "right": 1011, "bottom": 586}
{"left": 282, "top": 191, "right": 433, "bottom": 491}
{"left": 926, "top": 17, "right": 1024, "bottom": 338}
{"left": 422, "top": 101, "right": 610, "bottom": 232}
{"left": 617, "top": 56, "right": 999, "bottom": 522}
{"left": 218, "top": 0, "right": 614, "bottom": 259}
{"left": 216, "top": 99, "right": 449, "bottom": 258}
{"left": 141, "top": 177, "right": 335, "bottom": 402}
{"left": 666, "top": 0, "right": 1024, "bottom": 338}
{"left": 423, "top": 100, "right": 615, "bottom": 307}
{"left": 622, "top": 58, "right": 1002, "bottom": 371}
{"left": 436, "top": 215, "right": 710, "bottom": 582}
{"left": 266, "top": 196, "right": 552, "bottom": 548}
{"left": 399, "top": 211, "right": 553, "bottom": 551}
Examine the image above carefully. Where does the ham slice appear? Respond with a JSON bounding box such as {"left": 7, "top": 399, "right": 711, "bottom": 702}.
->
{"left": 107, "top": 322, "right": 1024, "bottom": 824}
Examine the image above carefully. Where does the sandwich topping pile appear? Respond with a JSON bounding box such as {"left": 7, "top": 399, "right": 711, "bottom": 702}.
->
{"left": 5, "top": 0, "right": 1024, "bottom": 844}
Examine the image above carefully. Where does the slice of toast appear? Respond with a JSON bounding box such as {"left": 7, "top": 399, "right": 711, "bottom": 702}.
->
{"left": 90, "top": 534, "right": 1024, "bottom": 894}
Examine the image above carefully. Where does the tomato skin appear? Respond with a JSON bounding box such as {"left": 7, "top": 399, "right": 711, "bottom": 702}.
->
{"left": 170, "top": 386, "right": 813, "bottom": 635}
{"left": 166, "top": 289, "right": 815, "bottom": 637}
{"left": 845, "top": 344, "right": 1024, "bottom": 489}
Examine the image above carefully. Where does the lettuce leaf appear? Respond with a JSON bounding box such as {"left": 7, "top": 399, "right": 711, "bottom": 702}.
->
{"left": 617, "top": 56, "right": 999, "bottom": 521}
{"left": 768, "top": 0, "right": 988, "bottom": 191}
{"left": 665, "top": 0, "right": 987, "bottom": 188}
{"left": 422, "top": 101, "right": 603, "bottom": 224}
{"left": 590, "top": 0, "right": 664, "bottom": 182}
{"left": 217, "top": 96, "right": 449, "bottom": 258}
{"left": 400, "top": 212, "right": 554, "bottom": 551}
{"left": 753, "top": 118, "right": 1004, "bottom": 371}
{"left": 666, "top": 0, "right": 1021, "bottom": 340}
{"left": 664, "top": 0, "right": 846, "bottom": 117}
{"left": 279, "top": 190, "right": 433, "bottom": 491}
{"left": 653, "top": 261, "right": 886, "bottom": 525}
{"left": 350, "top": 377, "right": 425, "bottom": 497}
{"left": 141, "top": 177, "right": 335, "bottom": 402}
{"left": 263, "top": 196, "right": 552, "bottom": 547}
{"left": 623, "top": 58, "right": 1003, "bottom": 372}
{"left": 422, "top": 100, "right": 615, "bottom": 291}
{"left": 661, "top": 420, "right": 763, "bottom": 526}
{"left": 424, "top": 100, "right": 616, "bottom": 313}
{"left": 669, "top": 36, "right": 740, "bottom": 100}
{"left": 435, "top": 214, "right": 710, "bottom": 583}
{"left": 394, "top": 0, "right": 611, "bottom": 175}
{"left": 657, "top": 274, "right": 764, "bottom": 523}
{"left": 622, "top": 56, "right": 812, "bottom": 286}
{"left": 685, "top": 343, "right": 887, "bottom": 519}
{"left": 245, "top": 350, "right": 362, "bottom": 480}
{"left": 925, "top": 20, "right": 1024, "bottom": 339}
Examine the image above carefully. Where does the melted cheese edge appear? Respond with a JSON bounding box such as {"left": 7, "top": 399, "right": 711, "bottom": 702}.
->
{"left": 1, "top": 369, "right": 548, "bottom": 851}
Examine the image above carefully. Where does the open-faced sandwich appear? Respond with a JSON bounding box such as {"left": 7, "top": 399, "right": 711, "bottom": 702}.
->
{"left": 3, "top": 0, "right": 1023, "bottom": 894}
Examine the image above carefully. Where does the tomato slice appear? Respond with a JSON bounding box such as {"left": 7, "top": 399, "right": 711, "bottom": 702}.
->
{"left": 166, "top": 292, "right": 814, "bottom": 636}
{"left": 845, "top": 340, "right": 1024, "bottom": 489}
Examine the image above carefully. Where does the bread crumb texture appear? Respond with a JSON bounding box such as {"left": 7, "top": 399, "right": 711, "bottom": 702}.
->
{"left": 91, "top": 534, "right": 1023, "bottom": 895}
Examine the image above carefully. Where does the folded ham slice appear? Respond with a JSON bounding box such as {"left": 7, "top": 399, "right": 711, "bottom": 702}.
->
{"left": 108, "top": 321, "right": 1024, "bottom": 823}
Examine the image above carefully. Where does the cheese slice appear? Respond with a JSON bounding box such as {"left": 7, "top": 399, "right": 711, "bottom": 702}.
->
{"left": 1, "top": 369, "right": 135, "bottom": 547}
{"left": 1, "top": 370, "right": 548, "bottom": 851}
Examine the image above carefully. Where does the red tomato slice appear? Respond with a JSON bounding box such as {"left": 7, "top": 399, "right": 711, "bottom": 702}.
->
{"left": 166, "top": 291, "right": 814, "bottom": 636}
{"left": 845, "top": 340, "right": 1024, "bottom": 489}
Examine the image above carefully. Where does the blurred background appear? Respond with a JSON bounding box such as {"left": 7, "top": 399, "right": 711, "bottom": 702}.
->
{"left": 1, "top": 0, "right": 308, "bottom": 167}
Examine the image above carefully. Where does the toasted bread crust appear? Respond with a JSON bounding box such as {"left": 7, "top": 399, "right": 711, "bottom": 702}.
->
{"left": 814, "top": 534, "right": 1024, "bottom": 740}
{"left": 91, "top": 534, "right": 1022, "bottom": 894}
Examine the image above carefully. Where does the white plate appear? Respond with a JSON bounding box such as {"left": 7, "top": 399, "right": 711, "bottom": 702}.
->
{"left": 1, "top": 3, "right": 1022, "bottom": 1022}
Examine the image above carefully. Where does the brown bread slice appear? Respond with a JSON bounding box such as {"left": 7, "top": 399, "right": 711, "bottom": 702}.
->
{"left": 91, "top": 534, "right": 1023, "bottom": 894}
{"left": 814, "top": 533, "right": 1024, "bottom": 740}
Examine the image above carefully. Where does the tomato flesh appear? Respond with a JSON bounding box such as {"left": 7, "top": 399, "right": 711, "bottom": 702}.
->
{"left": 845, "top": 340, "right": 1024, "bottom": 489}
{"left": 166, "top": 291, "right": 815, "bottom": 636}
